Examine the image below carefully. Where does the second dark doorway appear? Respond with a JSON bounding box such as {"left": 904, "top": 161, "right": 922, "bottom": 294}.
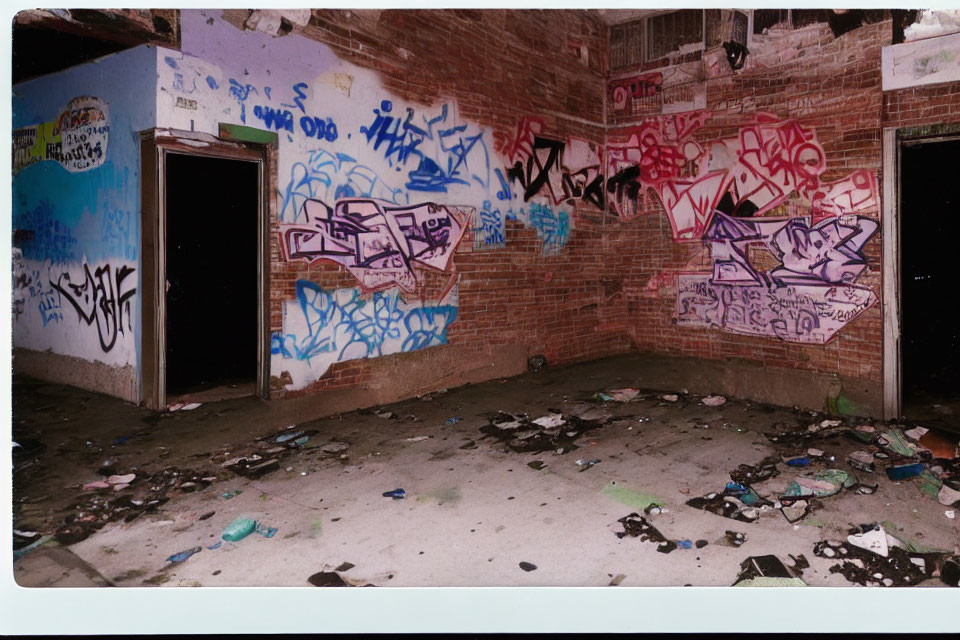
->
{"left": 900, "top": 138, "right": 960, "bottom": 427}
{"left": 165, "top": 153, "right": 259, "bottom": 397}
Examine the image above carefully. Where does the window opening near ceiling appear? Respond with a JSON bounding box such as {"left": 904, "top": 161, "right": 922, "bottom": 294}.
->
{"left": 645, "top": 10, "right": 704, "bottom": 61}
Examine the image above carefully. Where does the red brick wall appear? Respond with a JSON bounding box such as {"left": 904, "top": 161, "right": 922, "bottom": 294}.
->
{"left": 610, "top": 21, "right": 891, "bottom": 384}
{"left": 256, "top": 9, "right": 632, "bottom": 399}
{"left": 258, "top": 10, "right": 960, "bottom": 404}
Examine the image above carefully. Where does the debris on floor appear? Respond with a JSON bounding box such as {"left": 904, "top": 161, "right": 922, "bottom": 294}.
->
{"left": 575, "top": 458, "right": 601, "bottom": 472}
{"left": 166, "top": 546, "right": 202, "bottom": 564}
{"left": 732, "top": 555, "right": 806, "bottom": 587}
{"left": 813, "top": 523, "right": 952, "bottom": 587}
{"left": 222, "top": 517, "right": 257, "bottom": 542}
{"left": 480, "top": 411, "right": 607, "bottom": 455}
{"left": 382, "top": 488, "right": 405, "bottom": 500}
{"left": 527, "top": 355, "right": 547, "bottom": 372}
{"left": 614, "top": 513, "right": 678, "bottom": 554}
{"left": 519, "top": 561, "right": 537, "bottom": 571}
{"left": 308, "top": 571, "right": 348, "bottom": 586}
{"left": 701, "top": 395, "right": 727, "bottom": 407}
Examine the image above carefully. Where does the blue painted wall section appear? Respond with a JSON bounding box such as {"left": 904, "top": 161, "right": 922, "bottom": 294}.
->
{"left": 12, "top": 45, "right": 157, "bottom": 383}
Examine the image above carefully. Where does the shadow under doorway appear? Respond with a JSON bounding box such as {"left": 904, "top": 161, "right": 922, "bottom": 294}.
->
{"left": 164, "top": 153, "right": 259, "bottom": 402}
{"left": 900, "top": 138, "right": 960, "bottom": 432}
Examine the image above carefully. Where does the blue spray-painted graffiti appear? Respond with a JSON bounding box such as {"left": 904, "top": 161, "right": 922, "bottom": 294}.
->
{"left": 228, "top": 79, "right": 259, "bottom": 124}
{"left": 280, "top": 148, "right": 409, "bottom": 222}
{"left": 360, "top": 101, "right": 491, "bottom": 194}
{"left": 99, "top": 207, "right": 135, "bottom": 262}
{"left": 38, "top": 290, "right": 63, "bottom": 327}
{"left": 473, "top": 200, "right": 506, "bottom": 250}
{"left": 271, "top": 281, "right": 457, "bottom": 374}
{"left": 506, "top": 202, "right": 572, "bottom": 256}
{"left": 254, "top": 82, "right": 339, "bottom": 141}
{"left": 14, "top": 200, "right": 79, "bottom": 264}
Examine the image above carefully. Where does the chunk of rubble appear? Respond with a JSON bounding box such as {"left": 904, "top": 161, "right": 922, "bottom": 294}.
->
{"left": 659, "top": 394, "right": 679, "bottom": 403}
{"left": 532, "top": 414, "right": 566, "bottom": 428}
{"left": 605, "top": 388, "right": 641, "bottom": 402}
{"left": 939, "top": 482, "right": 960, "bottom": 507}
{"left": 702, "top": 395, "right": 727, "bottom": 407}
{"left": 813, "top": 525, "right": 950, "bottom": 587}
{"left": 613, "top": 513, "right": 678, "bottom": 554}
{"left": 732, "top": 555, "right": 806, "bottom": 587}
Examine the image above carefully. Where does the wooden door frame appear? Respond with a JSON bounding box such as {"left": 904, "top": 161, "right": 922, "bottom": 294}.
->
{"left": 140, "top": 128, "right": 272, "bottom": 410}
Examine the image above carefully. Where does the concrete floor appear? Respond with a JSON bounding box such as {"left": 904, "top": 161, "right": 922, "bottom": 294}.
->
{"left": 10, "top": 355, "right": 960, "bottom": 589}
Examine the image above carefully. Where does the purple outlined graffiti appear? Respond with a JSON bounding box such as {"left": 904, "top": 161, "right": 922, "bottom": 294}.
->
{"left": 49, "top": 262, "right": 137, "bottom": 352}
{"left": 279, "top": 197, "right": 471, "bottom": 295}
{"left": 675, "top": 212, "right": 879, "bottom": 344}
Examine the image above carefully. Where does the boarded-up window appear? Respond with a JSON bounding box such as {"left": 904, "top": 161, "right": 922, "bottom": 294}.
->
{"left": 610, "top": 20, "right": 644, "bottom": 70}
{"left": 646, "top": 10, "right": 703, "bottom": 61}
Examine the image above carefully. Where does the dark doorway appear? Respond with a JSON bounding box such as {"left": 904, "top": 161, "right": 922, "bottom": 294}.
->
{"left": 165, "top": 153, "right": 259, "bottom": 397}
{"left": 900, "top": 138, "right": 960, "bottom": 425}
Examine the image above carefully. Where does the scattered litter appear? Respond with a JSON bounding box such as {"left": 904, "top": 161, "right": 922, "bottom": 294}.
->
{"left": 729, "top": 456, "right": 780, "bottom": 484}
{"left": 732, "top": 555, "right": 806, "bottom": 587}
{"left": 207, "top": 541, "right": 222, "bottom": 550}
{"left": 528, "top": 355, "right": 547, "bottom": 372}
{"left": 82, "top": 481, "right": 110, "bottom": 491}
{"left": 166, "top": 546, "right": 202, "bottom": 564}
{"left": 336, "top": 562, "right": 355, "bottom": 572}
{"left": 606, "top": 388, "right": 641, "bottom": 402}
{"left": 320, "top": 441, "right": 350, "bottom": 454}
{"left": 702, "top": 395, "right": 726, "bottom": 407}
{"left": 198, "top": 511, "right": 215, "bottom": 521}
{"left": 919, "top": 469, "right": 943, "bottom": 499}
{"left": 643, "top": 503, "right": 663, "bottom": 516}
{"left": 308, "top": 571, "right": 348, "bottom": 587}
{"left": 904, "top": 426, "right": 929, "bottom": 440}
{"left": 221, "top": 490, "right": 242, "bottom": 499}
{"left": 877, "top": 430, "right": 919, "bottom": 458}
{"left": 527, "top": 461, "right": 546, "bottom": 471}
{"left": 659, "top": 394, "right": 679, "bottom": 403}
{"left": 107, "top": 473, "right": 136, "bottom": 485}
{"left": 847, "top": 524, "right": 889, "bottom": 557}
{"left": 847, "top": 450, "right": 875, "bottom": 473}
{"left": 519, "top": 561, "right": 538, "bottom": 571}
{"left": 814, "top": 525, "right": 949, "bottom": 587}
{"left": 405, "top": 436, "right": 430, "bottom": 442}
{"left": 168, "top": 402, "right": 202, "bottom": 412}
{"left": 445, "top": 417, "right": 462, "bottom": 425}
{"left": 608, "top": 574, "right": 626, "bottom": 586}
{"left": 939, "top": 482, "right": 960, "bottom": 506}
{"left": 575, "top": 458, "right": 601, "bottom": 472}
{"left": 695, "top": 540, "right": 708, "bottom": 549}
{"left": 594, "top": 392, "right": 614, "bottom": 402}
{"left": 480, "top": 411, "right": 605, "bottom": 455}
{"left": 885, "top": 463, "right": 924, "bottom": 481}
{"left": 532, "top": 414, "right": 566, "bottom": 428}
{"left": 375, "top": 410, "right": 394, "bottom": 419}
{"left": 255, "top": 522, "right": 278, "bottom": 538}
{"left": 222, "top": 517, "right": 257, "bottom": 542}
{"left": 786, "top": 457, "right": 811, "bottom": 467}
{"left": 947, "top": 510, "right": 956, "bottom": 519}
{"left": 614, "top": 513, "right": 678, "bottom": 554}
{"left": 723, "top": 531, "right": 747, "bottom": 547}
{"left": 807, "top": 448, "right": 824, "bottom": 457}
{"left": 382, "top": 488, "right": 405, "bottom": 500}
{"left": 782, "top": 469, "right": 856, "bottom": 500}
{"left": 676, "top": 539, "right": 693, "bottom": 550}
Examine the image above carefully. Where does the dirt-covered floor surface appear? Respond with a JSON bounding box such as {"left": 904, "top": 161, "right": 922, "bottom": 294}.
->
{"left": 11, "top": 355, "right": 960, "bottom": 588}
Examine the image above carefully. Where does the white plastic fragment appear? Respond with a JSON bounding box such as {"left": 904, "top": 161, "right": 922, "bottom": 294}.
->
{"left": 702, "top": 395, "right": 726, "bottom": 407}
{"left": 532, "top": 414, "right": 566, "bottom": 428}
{"left": 659, "top": 394, "right": 679, "bottom": 402}
{"left": 903, "top": 426, "right": 929, "bottom": 440}
{"left": 939, "top": 484, "right": 960, "bottom": 506}
{"left": 947, "top": 510, "right": 956, "bottom": 519}
{"left": 847, "top": 525, "right": 889, "bottom": 557}
{"left": 405, "top": 436, "right": 429, "bottom": 442}
{"left": 807, "top": 448, "right": 824, "bottom": 457}
{"left": 107, "top": 473, "right": 136, "bottom": 485}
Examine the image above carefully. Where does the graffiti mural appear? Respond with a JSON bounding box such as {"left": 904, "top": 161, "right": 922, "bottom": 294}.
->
{"left": 49, "top": 261, "right": 137, "bottom": 353}
{"left": 12, "top": 96, "right": 110, "bottom": 174}
{"left": 497, "top": 119, "right": 604, "bottom": 210}
{"left": 279, "top": 197, "right": 471, "bottom": 295}
{"left": 361, "top": 101, "right": 491, "bottom": 194}
{"left": 507, "top": 203, "right": 572, "bottom": 256}
{"left": 473, "top": 200, "right": 506, "bottom": 250}
{"left": 606, "top": 112, "right": 879, "bottom": 242}
{"left": 280, "top": 148, "right": 409, "bottom": 222}
{"left": 674, "top": 212, "right": 878, "bottom": 344}
{"left": 271, "top": 281, "right": 458, "bottom": 387}
{"left": 610, "top": 72, "right": 662, "bottom": 112}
